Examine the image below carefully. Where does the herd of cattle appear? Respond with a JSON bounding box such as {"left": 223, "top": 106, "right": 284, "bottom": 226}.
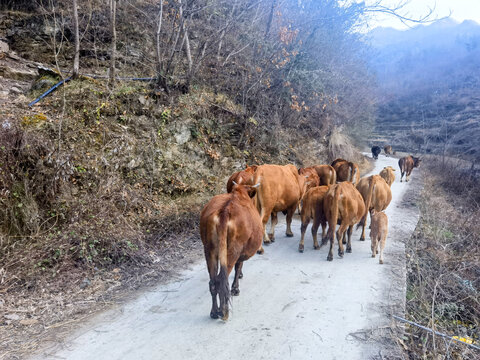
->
{"left": 200, "top": 147, "right": 421, "bottom": 320}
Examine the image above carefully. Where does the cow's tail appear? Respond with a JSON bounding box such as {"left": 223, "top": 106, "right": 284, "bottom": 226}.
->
{"left": 358, "top": 176, "right": 375, "bottom": 229}
{"left": 350, "top": 163, "right": 358, "bottom": 185}
{"left": 330, "top": 166, "right": 337, "bottom": 185}
{"left": 216, "top": 210, "right": 230, "bottom": 320}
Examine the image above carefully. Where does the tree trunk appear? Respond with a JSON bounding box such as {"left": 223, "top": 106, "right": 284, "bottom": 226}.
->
{"left": 109, "top": 0, "right": 117, "bottom": 87}
{"left": 155, "top": 0, "right": 163, "bottom": 75}
{"left": 72, "top": 0, "right": 80, "bottom": 78}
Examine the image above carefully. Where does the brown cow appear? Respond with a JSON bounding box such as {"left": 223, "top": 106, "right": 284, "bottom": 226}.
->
{"left": 297, "top": 167, "right": 321, "bottom": 214}
{"left": 324, "top": 182, "right": 365, "bottom": 261}
{"left": 200, "top": 183, "right": 263, "bottom": 320}
{"left": 253, "top": 164, "right": 309, "bottom": 248}
{"left": 399, "top": 155, "right": 421, "bottom": 182}
{"left": 312, "top": 164, "right": 337, "bottom": 186}
{"left": 384, "top": 145, "right": 392, "bottom": 156}
{"left": 379, "top": 166, "right": 396, "bottom": 187}
{"left": 356, "top": 175, "right": 392, "bottom": 241}
{"left": 298, "top": 186, "right": 329, "bottom": 253}
{"left": 331, "top": 159, "right": 360, "bottom": 185}
{"left": 370, "top": 211, "right": 388, "bottom": 264}
{"left": 226, "top": 165, "right": 257, "bottom": 192}
{"left": 298, "top": 167, "right": 321, "bottom": 188}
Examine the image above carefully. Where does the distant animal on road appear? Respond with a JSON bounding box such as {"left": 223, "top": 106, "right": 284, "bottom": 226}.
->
{"left": 226, "top": 165, "right": 257, "bottom": 192}
{"left": 298, "top": 186, "right": 329, "bottom": 253}
{"left": 331, "top": 159, "right": 360, "bottom": 185}
{"left": 356, "top": 175, "right": 392, "bottom": 241}
{"left": 398, "top": 155, "right": 421, "bottom": 182}
{"left": 384, "top": 145, "right": 392, "bottom": 156}
{"left": 253, "top": 164, "right": 310, "bottom": 250}
{"left": 371, "top": 146, "right": 381, "bottom": 159}
{"left": 200, "top": 182, "right": 263, "bottom": 320}
{"left": 379, "top": 166, "right": 395, "bottom": 187}
{"left": 323, "top": 182, "right": 365, "bottom": 261}
{"left": 370, "top": 211, "right": 389, "bottom": 264}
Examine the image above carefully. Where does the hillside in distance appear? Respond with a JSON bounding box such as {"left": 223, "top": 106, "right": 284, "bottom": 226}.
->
{"left": 369, "top": 19, "right": 480, "bottom": 163}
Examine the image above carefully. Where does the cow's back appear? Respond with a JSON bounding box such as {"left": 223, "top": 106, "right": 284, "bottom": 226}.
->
{"left": 254, "top": 164, "right": 302, "bottom": 212}
{"left": 313, "top": 165, "right": 336, "bottom": 186}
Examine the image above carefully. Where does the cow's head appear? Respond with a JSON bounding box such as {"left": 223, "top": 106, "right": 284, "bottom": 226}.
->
{"left": 384, "top": 166, "right": 396, "bottom": 172}
{"left": 232, "top": 181, "right": 260, "bottom": 198}
{"left": 413, "top": 157, "right": 422, "bottom": 167}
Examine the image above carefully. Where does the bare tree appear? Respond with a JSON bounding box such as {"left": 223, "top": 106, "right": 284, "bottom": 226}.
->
{"left": 109, "top": 0, "right": 117, "bottom": 87}
{"left": 72, "top": 0, "right": 80, "bottom": 78}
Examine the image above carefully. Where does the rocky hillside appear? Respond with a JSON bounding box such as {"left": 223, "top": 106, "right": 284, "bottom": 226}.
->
{"left": 368, "top": 19, "right": 480, "bottom": 162}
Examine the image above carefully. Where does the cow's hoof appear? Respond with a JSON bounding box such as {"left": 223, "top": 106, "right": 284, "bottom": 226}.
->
{"left": 321, "top": 238, "right": 328, "bottom": 246}
{"left": 359, "top": 237, "right": 365, "bottom": 241}
{"left": 342, "top": 239, "right": 346, "bottom": 244}
{"left": 298, "top": 245, "right": 304, "bottom": 253}
{"left": 268, "top": 234, "right": 275, "bottom": 242}
{"left": 346, "top": 248, "right": 352, "bottom": 253}
{"left": 286, "top": 232, "right": 294, "bottom": 238}
{"left": 210, "top": 311, "right": 219, "bottom": 319}
{"left": 327, "top": 255, "right": 333, "bottom": 261}
{"left": 379, "top": 260, "right": 384, "bottom": 265}
{"left": 372, "top": 254, "right": 376, "bottom": 258}
{"left": 221, "top": 311, "right": 229, "bottom": 321}
{"left": 231, "top": 288, "right": 240, "bottom": 296}
{"left": 314, "top": 244, "right": 320, "bottom": 250}
{"left": 257, "top": 247, "right": 264, "bottom": 255}
{"left": 338, "top": 250, "right": 344, "bottom": 258}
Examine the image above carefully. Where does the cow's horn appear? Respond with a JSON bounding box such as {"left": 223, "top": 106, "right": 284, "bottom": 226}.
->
{"left": 232, "top": 180, "right": 238, "bottom": 185}
{"left": 252, "top": 183, "right": 261, "bottom": 188}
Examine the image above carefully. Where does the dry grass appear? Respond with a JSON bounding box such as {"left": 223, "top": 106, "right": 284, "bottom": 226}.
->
{"left": 402, "top": 157, "right": 480, "bottom": 359}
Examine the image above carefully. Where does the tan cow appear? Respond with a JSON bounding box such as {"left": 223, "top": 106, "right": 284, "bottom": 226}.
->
{"left": 384, "top": 145, "right": 392, "bottom": 156}
{"left": 370, "top": 211, "right": 388, "bottom": 264}
{"left": 323, "top": 182, "right": 365, "bottom": 261}
{"left": 298, "top": 186, "right": 329, "bottom": 253}
{"left": 379, "top": 166, "right": 395, "bottom": 187}
{"left": 253, "top": 164, "right": 309, "bottom": 249}
{"left": 226, "top": 165, "right": 257, "bottom": 192}
{"left": 200, "top": 183, "right": 263, "bottom": 320}
{"left": 356, "top": 175, "right": 392, "bottom": 241}
{"left": 312, "top": 164, "right": 337, "bottom": 186}
{"left": 399, "top": 155, "right": 421, "bottom": 182}
{"left": 331, "top": 159, "right": 360, "bottom": 185}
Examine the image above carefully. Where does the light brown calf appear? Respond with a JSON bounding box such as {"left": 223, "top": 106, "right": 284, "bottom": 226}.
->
{"left": 298, "top": 186, "right": 329, "bottom": 253}
{"left": 200, "top": 183, "right": 263, "bottom": 320}
{"left": 370, "top": 211, "right": 388, "bottom": 264}
{"left": 379, "top": 166, "right": 395, "bottom": 187}
{"left": 384, "top": 145, "right": 392, "bottom": 156}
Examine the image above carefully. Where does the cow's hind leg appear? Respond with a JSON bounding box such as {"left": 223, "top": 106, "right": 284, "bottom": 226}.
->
{"left": 311, "top": 216, "right": 321, "bottom": 250}
{"left": 371, "top": 234, "right": 377, "bottom": 259}
{"left": 285, "top": 205, "right": 296, "bottom": 237}
{"left": 379, "top": 233, "right": 387, "bottom": 264}
{"left": 321, "top": 221, "right": 328, "bottom": 245}
{"left": 269, "top": 212, "right": 278, "bottom": 242}
{"left": 231, "top": 261, "right": 243, "bottom": 296}
{"left": 337, "top": 223, "right": 348, "bottom": 258}
{"left": 346, "top": 225, "right": 353, "bottom": 253}
{"left": 207, "top": 251, "right": 220, "bottom": 319}
{"left": 299, "top": 217, "right": 310, "bottom": 253}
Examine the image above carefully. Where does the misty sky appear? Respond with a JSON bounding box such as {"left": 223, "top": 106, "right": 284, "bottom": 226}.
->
{"left": 368, "top": 0, "right": 480, "bottom": 29}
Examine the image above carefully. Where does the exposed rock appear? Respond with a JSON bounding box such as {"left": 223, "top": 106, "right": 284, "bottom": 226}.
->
{"left": 0, "top": 65, "right": 37, "bottom": 81}
{"left": 0, "top": 39, "right": 8, "bottom": 53}
{"left": 174, "top": 124, "right": 192, "bottom": 145}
